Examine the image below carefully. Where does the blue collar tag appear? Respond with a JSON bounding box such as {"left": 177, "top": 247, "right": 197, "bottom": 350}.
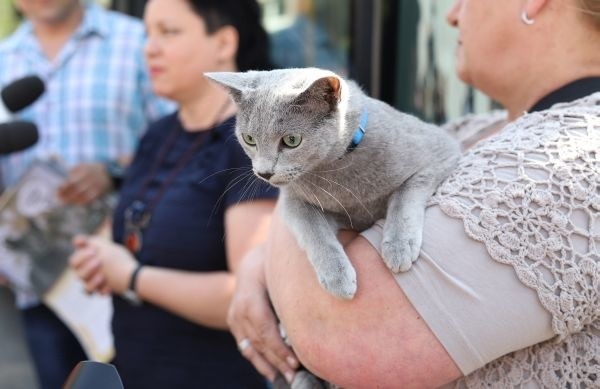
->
{"left": 346, "top": 109, "right": 368, "bottom": 152}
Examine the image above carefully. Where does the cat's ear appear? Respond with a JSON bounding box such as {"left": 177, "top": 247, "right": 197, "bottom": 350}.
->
{"left": 293, "top": 76, "right": 342, "bottom": 113}
{"left": 204, "top": 72, "right": 253, "bottom": 104}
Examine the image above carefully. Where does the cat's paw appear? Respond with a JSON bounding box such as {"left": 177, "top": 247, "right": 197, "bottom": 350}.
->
{"left": 316, "top": 258, "right": 357, "bottom": 299}
{"left": 381, "top": 233, "right": 422, "bottom": 273}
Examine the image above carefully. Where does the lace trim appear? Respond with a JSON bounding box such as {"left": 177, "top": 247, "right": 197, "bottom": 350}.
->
{"left": 455, "top": 327, "right": 600, "bottom": 388}
{"left": 430, "top": 93, "right": 600, "bottom": 387}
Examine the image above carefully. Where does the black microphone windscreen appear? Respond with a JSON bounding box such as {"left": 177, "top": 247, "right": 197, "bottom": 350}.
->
{"left": 0, "top": 121, "right": 39, "bottom": 154}
{"left": 1, "top": 75, "right": 45, "bottom": 113}
{"left": 63, "top": 361, "right": 124, "bottom": 389}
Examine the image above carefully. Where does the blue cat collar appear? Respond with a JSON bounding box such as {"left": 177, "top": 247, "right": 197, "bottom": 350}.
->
{"left": 347, "top": 109, "right": 368, "bottom": 152}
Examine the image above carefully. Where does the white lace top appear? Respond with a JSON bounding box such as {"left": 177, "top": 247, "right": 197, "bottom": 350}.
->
{"left": 432, "top": 93, "right": 600, "bottom": 388}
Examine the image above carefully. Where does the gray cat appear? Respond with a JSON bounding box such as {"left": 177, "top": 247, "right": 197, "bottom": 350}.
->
{"left": 207, "top": 68, "right": 460, "bottom": 299}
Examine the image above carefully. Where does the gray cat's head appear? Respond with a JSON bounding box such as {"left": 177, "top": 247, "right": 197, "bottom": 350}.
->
{"left": 205, "top": 68, "right": 350, "bottom": 186}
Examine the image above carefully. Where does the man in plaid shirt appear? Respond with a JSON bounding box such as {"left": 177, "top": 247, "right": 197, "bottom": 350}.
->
{"left": 0, "top": 1, "right": 174, "bottom": 387}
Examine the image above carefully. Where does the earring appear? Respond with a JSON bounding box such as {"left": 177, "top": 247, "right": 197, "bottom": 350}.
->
{"left": 521, "top": 10, "right": 535, "bottom": 25}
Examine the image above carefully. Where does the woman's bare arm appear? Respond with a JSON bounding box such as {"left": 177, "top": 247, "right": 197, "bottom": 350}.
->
{"left": 71, "top": 199, "right": 275, "bottom": 330}
{"left": 265, "top": 211, "right": 462, "bottom": 388}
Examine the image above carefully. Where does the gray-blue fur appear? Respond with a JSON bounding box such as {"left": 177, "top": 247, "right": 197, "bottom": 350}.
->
{"left": 206, "top": 68, "right": 460, "bottom": 300}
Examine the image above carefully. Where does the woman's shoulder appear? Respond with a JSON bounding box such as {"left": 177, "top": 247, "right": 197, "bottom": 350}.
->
{"left": 134, "top": 113, "right": 180, "bottom": 155}
{"left": 510, "top": 91, "right": 600, "bottom": 134}
{"left": 445, "top": 91, "right": 600, "bottom": 151}
{"left": 212, "top": 116, "right": 237, "bottom": 139}
{"left": 546, "top": 91, "right": 600, "bottom": 113}
{"left": 430, "top": 90, "right": 599, "bottom": 341}
{"left": 210, "top": 116, "right": 246, "bottom": 156}
{"left": 443, "top": 110, "right": 507, "bottom": 143}
{"left": 443, "top": 110, "right": 507, "bottom": 151}
{"left": 454, "top": 91, "right": 600, "bottom": 156}
{"left": 144, "top": 112, "right": 180, "bottom": 138}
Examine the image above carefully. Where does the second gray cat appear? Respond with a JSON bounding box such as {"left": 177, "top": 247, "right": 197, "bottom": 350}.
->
{"left": 207, "top": 68, "right": 460, "bottom": 299}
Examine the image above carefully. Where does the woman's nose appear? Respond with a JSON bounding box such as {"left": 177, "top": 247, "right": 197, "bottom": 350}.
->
{"left": 144, "top": 38, "right": 160, "bottom": 56}
{"left": 446, "top": 0, "right": 461, "bottom": 27}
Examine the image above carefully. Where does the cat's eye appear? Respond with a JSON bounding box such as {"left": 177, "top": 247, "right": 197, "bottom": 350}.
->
{"left": 242, "top": 133, "right": 257, "bottom": 146}
{"left": 282, "top": 134, "right": 302, "bottom": 148}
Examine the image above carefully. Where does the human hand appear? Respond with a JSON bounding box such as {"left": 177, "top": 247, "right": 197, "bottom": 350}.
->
{"left": 70, "top": 235, "right": 136, "bottom": 294}
{"left": 70, "top": 235, "right": 118, "bottom": 294}
{"left": 58, "top": 163, "right": 112, "bottom": 205}
{"left": 227, "top": 245, "right": 299, "bottom": 384}
{"left": 70, "top": 235, "right": 110, "bottom": 294}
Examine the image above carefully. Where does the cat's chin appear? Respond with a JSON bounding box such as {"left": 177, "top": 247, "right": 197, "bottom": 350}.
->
{"left": 265, "top": 180, "right": 288, "bottom": 187}
{"left": 261, "top": 176, "right": 292, "bottom": 187}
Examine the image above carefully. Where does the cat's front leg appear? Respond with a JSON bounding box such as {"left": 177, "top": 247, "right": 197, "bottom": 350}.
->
{"left": 381, "top": 172, "right": 440, "bottom": 273}
{"left": 280, "top": 195, "right": 357, "bottom": 299}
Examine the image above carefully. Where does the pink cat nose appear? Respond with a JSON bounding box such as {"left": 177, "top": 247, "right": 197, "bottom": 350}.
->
{"left": 256, "top": 171, "right": 273, "bottom": 181}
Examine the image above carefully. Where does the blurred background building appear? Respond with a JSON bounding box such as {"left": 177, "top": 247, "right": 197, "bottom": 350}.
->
{"left": 110, "top": 0, "right": 496, "bottom": 124}
{"left": 1, "top": 0, "right": 495, "bottom": 124}
{"left": 0, "top": 0, "right": 19, "bottom": 38}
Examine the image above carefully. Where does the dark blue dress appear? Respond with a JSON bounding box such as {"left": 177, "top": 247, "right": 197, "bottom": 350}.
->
{"left": 111, "top": 113, "right": 277, "bottom": 389}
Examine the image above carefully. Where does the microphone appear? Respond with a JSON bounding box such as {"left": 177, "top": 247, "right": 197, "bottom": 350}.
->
{"left": 0, "top": 121, "right": 39, "bottom": 154}
{"left": 0, "top": 75, "right": 45, "bottom": 123}
{"left": 63, "top": 361, "right": 124, "bottom": 389}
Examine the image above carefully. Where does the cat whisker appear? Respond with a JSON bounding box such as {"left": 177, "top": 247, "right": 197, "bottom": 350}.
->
{"left": 208, "top": 169, "right": 258, "bottom": 225}
{"left": 235, "top": 171, "right": 262, "bottom": 204}
{"left": 305, "top": 179, "right": 354, "bottom": 229}
{"left": 307, "top": 172, "right": 374, "bottom": 220}
{"left": 291, "top": 181, "right": 325, "bottom": 213}
{"left": 196, "top": 166, "right": 251, "bottom": 185}
{"left": 295, "top": 182, "right": 332, "bottom": 227}
{"left": 235, "top": 174, "right": 259, "bottom": 207}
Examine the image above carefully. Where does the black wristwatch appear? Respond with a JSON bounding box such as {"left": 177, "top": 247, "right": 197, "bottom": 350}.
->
{"left": 104, "top": 160, "right": 126, "bottom": 190}
{"left": 122, "top": 264, "right": 143, "bottom": 306}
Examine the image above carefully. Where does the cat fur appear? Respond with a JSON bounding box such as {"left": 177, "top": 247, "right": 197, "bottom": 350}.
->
{"left": 206, "top": 68, "right": 460, "bottom": 299}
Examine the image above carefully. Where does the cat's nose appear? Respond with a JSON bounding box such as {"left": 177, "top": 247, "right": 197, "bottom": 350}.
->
{"left": 256, "top": 171, "right": 273, "bottom": 181}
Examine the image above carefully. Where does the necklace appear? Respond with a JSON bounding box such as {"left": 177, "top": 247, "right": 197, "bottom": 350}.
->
{"left": 124, "top": 97, "right": 232, "bottom": 254}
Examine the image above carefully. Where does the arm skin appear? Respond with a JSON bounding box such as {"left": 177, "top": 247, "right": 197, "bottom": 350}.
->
{"left": 264, "top": 209, "right": 462, "bottom": 388}
{"left": 227, "top": 244, "right": 300, "bottom": 383}
{"left": 71, "top": 198, "right": 275, "bottom": 330}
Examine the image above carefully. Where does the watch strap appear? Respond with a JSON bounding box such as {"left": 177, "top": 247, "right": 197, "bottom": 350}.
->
{"left": 128, "top": 263, "right": 144, "bottom": 293}
{"left": 122, "top": 264, "right": 143, "bottom": 306}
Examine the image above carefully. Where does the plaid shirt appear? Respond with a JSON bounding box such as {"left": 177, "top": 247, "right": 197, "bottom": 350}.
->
{"left": 0, "top": 3, "right": 174, "bottom": 306}
{"left": 0, "top": 2, "right": 174, "bottom": 186}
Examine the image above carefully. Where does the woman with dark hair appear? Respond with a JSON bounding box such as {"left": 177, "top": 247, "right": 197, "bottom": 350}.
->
{"left": 69, "top": 0, "right": 276, "bottom": 388}
{"left": 187, "top": 0, "right": 271, "bottom": 72}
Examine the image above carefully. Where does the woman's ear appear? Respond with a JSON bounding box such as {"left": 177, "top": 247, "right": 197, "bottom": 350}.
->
{"left": 214, "top": 25, "right": 239, "bottom": 67}
{"left": 523, "top": 0, "right": 549, "bottom": 20}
